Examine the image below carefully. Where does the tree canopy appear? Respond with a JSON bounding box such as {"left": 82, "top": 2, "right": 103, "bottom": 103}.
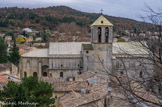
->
{"left": 9, "top": 40, "right": 21, "bottom": 66}
{"left": 0, "top": 37, "right": 8, "bottom": 63}
{"left": 0, "top": 77, "right": 56, "bottom": 107}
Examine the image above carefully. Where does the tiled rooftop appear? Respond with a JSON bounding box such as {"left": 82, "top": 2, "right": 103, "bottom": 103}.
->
{"left": 22, "top": 42, "right": 150, "bottom": 58}
{"left": 112, "top": 42, "right": 150, "bottom": 56}
{"left": 59, "top": 90, "right": 108, "bottom": 107}
{"left": 82, "top": 44, "right": 93, "bottom": 50}
{"left": 0, "top": 76, "right": 10, "bottom": 82}
{"left": 49, "top": 42, "right": 90, "bottom": 55}
{"left": 22, "top": 49, "right": 48, "bottom": 57}
{"left": 52, "top": 81, "right": 88, "bottom": 92}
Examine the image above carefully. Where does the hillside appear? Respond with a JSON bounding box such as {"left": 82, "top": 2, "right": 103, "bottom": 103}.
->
{"left": 0, "top": 6, "right": 152, "bottom": 34}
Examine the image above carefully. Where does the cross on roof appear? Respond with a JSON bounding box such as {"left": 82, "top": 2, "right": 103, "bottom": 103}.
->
{"left": 100, "top": 8, "right": 103, "bottom": 15}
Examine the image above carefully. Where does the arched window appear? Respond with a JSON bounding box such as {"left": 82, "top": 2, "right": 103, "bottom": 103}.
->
{"left": 33, "top": 72, "right": 37, "bottom": 77}
{"left": 24, "top": 72, "right": 27, "bottom": 78}
{"left": 105, "top": 27, "right": 109, "bottom": 43}
{"left": 120, "top": 71, "right": 124, "bottom": 75}
{"left": 43, "top": 72, "right": 47, "bottom": 76}
{"left": 60, "top": 72, "right": 63, "bottom": 78}
{"left": 98, "top": 27, "right": 102, "bottom": 43}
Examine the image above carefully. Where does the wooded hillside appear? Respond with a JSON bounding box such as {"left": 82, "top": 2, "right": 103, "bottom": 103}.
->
{"left": 0, "top": 6, "right": 152, "bottom": 34}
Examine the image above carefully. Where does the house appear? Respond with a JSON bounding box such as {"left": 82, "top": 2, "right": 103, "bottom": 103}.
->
{"left": 0, "top": 64, "right": 18, "bottom": 77}
{"left": 0, "top": 64, "right": 11, "bottom": 74}
{"left": 16, "top": 44, "right": 36, "bottom": 55}
{"left": 32, "top": 43, "right": 46, "bottom": 47}
{"left": 35, "top": 37, "right": 42, "bottom": 41}
{"left": 0, "top": 74, "right": 21, "bottom": 82}
{"left": 0, "top": 74, "right": 10, "bottom": 82}
{"left": 23, "top": 28, "right": 32, "bottom": 33}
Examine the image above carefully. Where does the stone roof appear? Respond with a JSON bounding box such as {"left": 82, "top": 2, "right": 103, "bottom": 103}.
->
{"left": 112, "top": 42, "right": 150, "bottom": 56}
{"left": 76, "top": 72, "right": 108, "bottom": 81}
{"left": 22, "top": 42, "right": 151, "bottom": 58}
{"left": 52, "top": 81, "right": 88, "bottom": 92}
{"left": 49, "top": 42, "right": 90, "bottom": 55}
{"left": 82, "top": 44, "right": 93, "bottom": 50}
{"left": 59, "top": 90, "right": 108, "bottom": 107}
{"left": 22, "top": 49, "right": 48, "bottom": 57}
{"left": 91, "top": 15, "right": 113, "bottom": 27}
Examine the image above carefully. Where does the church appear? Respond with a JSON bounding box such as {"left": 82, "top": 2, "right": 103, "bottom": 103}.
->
{"left": 19, "top": 15, "right": 153, "bottom": 80}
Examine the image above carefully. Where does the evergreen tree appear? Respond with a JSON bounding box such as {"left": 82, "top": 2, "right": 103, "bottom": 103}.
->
{"left": 0, "top": 77, "right": 56, "bottom": 107}
{"left": 0, "top": 37, "right": 8, "bottom": 63}
{"left": 10, "top": 40, "right": 20, "bottom": 66}
{"left": 42, "top": 29, "right": 51, "bottom": 42}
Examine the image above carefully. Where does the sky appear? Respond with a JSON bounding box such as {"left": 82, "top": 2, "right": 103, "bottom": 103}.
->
{"left": 0, "top": 0, "right": 161, "bottom": 21}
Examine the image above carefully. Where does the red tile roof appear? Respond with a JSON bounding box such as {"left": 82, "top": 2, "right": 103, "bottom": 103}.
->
{"left": 0, "top": 74, "right": 10, "bottom": 82}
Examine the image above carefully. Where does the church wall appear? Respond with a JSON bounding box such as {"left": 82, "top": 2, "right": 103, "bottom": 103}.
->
{"left": 91, "top": 44, "right": 112, "bottom": 74}
{"left": 49, "top": 69, "right": 80, "bottom": 80}
{"left": 83, "top": 50, "right": 95, "bottom": 72}
{"left": 109, "top": 26, "right": 113, "bottom": 43}
{"left": 113, "top": 57, "right": 153, "bottom": 79}
{"left": 19, "top": 57, "right": 49, "bottom": 79}
{"left": 49, "top": 58, "right": 82, "bottom": 70}
{"left": 91, "top": 27, "right": 98, "bottom": 43}
{"left": 48, "top": 58, "right": 82, "bottom": 80}
{"left": 101, "top": 27, "right": 105, "bottom": 43}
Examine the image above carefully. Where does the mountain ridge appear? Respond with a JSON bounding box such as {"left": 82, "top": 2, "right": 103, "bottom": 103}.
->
{"left": 0, "top": 5, "right": 152, "bottom": 34}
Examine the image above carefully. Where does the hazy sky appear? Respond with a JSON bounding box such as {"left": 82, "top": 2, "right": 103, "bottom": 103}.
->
{"left": 0, "top": 0, "right": 161, "bottom": 21}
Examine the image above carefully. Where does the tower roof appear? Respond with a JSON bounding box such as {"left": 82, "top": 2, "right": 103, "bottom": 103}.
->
{"left": 91, "top": 15, "right": 113, "bottom": 27}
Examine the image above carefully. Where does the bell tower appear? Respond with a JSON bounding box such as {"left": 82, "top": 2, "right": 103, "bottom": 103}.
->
{"left": 90, "top": 15, "right": 113, "bottom": 74}
{"left": 91, "top": 15, "right": 113, "bottom": 44}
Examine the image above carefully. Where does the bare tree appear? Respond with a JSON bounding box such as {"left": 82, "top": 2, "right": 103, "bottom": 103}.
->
{"left": 94, "top": 4, "right": 162, "bottom": 107}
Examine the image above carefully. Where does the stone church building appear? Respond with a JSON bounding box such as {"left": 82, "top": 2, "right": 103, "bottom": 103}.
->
{"left": 19, "top": 15, "right": 153, "bottom": 80}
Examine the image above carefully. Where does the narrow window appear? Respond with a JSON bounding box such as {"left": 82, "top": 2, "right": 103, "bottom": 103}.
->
{"left": 86, "top": 51, "right": 89, "bottom": 54}
{"left": 105, "top": 27, "right": 109, "bottom": 43}
{"left": 24, "top": 72, "right": 27, "bottom": 78}
{"left": 139, "top": 71, "right": 143, "bottom": 78}
{"left": 43, "top": 72, "right": 47, "bottom": 76}
{"left": 120, "top": 71, "right": 124, "bottom": 75}
{"left": 60, "top": 72, "right": 63, "bottom": 78}
{"left": 50, "top": 73, "right": 52, "bottom": 77}
{"left": 33, "top": 72, "right": 37, "bottom": 77}
{"left": 98, "top": 27, "right": 102, "bottom": 43}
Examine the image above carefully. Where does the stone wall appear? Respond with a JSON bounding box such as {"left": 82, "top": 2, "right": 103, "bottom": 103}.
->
{"left": 113, "top": 56, "right": 153, "bottom": 79}
{"left": 19, "top": 57, "right": 48, "bottom": 79}
{"left": 20, "top": 57, "right": 82, "bottom": 80}
{"left": 83, "top": 44, "right": 112, "bottom": 74}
